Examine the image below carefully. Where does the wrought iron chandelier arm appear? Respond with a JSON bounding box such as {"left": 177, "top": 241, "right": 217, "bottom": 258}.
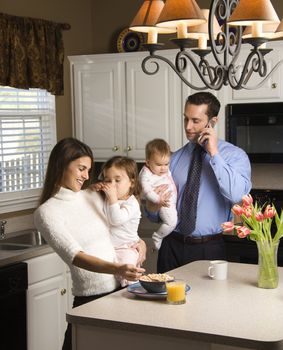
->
{"left": 141, "top": 52, "right": 224, "bottom": 91}
{"left": 141, "top": 54, "right": 206, "bottom": 91}
{"left": 227, "top": 49, "right": 283, "bottom": 90}
{"left": 175, "top": 51, "right": 224, "bottom": 89}
{"left": 241, "top": 59, "right": 283, "bottom": 90}
{"left": 227, "top": 50, "right": 257, "bottom": 89}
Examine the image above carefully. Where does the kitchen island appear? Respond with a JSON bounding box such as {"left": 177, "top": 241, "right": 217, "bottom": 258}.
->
{"left": 67, "top": 261, "right": 283, "bottom": 350}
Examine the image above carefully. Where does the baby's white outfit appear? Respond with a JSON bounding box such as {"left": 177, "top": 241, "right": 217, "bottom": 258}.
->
{"left": 104, "top": 195, "right": 141, "bottom": 286}
{"left": 139, "top": 165, "right": 178, "bottom": 250}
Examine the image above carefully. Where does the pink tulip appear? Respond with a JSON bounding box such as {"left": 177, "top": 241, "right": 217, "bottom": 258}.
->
{"left": 232, "top": 204, "right": 243, "bottom": 216}
{"left": 255, "top": 212, "right": 264, "bottom": 222}
{"left": 242, "top": 194, "right": 253, "bottom": 207}
{"left": 221, "top": 221, "right": 235, "bottom": 232}
{"left": 243, "top": 206, "right": 252, "bottom": 218}
{"left": 264, "top": 205, "right": 276, "bottom": 219}
{"left": 236, "top": 226, "right": 251, "bottom": 238}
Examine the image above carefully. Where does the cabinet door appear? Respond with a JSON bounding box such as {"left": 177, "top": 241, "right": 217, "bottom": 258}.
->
{"left": 126, "top": 56, "right": 183, "bottom": 161}
{"left": 72, "top": 60, "right": 125, "bottom": 160}
{"left": 228, "top": 42, "right": 282, "bottom": 102}
{"left": 27, "top": 275, "right": 67, "bottom": 350}
{"left": 142, "top": 237, "right": 158, "bottom": 273}
{"left": 66, "top": 269, "right": 74, "bottom": 312}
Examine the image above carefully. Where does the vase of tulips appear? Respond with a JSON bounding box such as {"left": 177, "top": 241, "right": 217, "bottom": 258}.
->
{"left": 222, "top": 194, "right": 283, "bottom": 289}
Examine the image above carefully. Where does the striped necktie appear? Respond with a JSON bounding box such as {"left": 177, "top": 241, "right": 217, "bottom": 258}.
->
{"left": 179, "top": 144, "right": 205, "bottom": 235}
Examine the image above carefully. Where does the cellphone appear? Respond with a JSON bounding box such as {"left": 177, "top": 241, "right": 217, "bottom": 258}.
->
{"left": 198, "top": 120, "right": 215, "bottom": 145}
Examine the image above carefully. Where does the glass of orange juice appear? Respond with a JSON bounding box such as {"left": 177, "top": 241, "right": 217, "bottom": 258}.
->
{"left": 166, "top": 279, "right": 186, "bottom": 305}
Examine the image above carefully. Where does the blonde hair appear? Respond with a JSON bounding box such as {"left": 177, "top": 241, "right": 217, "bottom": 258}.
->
{"left": 100, "top": 156, "right": 141, "bottom": 201}
{"left": 145, "top": 138, "right": 171, "bottom": 161}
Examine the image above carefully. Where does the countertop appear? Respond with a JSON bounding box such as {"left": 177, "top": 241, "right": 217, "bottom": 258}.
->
{"left": 67, "top": 261, "right": 283, "bottom": 349}
{"left": 0, "top": 244, "right": 53, "bottom": 267}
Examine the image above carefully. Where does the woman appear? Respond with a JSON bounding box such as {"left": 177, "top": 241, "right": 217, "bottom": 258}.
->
{"left": 34, "top": 138, "right": 146, "bottom": 350}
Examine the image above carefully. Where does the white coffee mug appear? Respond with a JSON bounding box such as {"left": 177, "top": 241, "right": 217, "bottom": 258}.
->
{"left": 208, "top": 260, "right": 228, "bottom": 280}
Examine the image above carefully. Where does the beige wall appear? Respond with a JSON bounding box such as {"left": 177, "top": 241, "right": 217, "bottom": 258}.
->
{"left": 92, "top": 0, "right": 283, "bottom": 53}
{"left": 0, "top": 0, "right": 94, "bottom": 142}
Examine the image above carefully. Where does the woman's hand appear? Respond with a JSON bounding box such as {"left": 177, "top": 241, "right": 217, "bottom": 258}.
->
{"left": 73, "top": 251, "right": 145, "bottom": 279}
{"left": 117, "top": 264, "right": 145, "bottom": 281}
{"left": 89, "top": 181, "right": 104, "bottom": 191}
{"left": 132, "top": 239, "right": 147, "bottom": 266}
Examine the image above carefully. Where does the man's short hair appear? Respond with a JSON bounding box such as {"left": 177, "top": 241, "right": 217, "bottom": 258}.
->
{"left": 185, "top": 92, "right": 221, "bottom": 119}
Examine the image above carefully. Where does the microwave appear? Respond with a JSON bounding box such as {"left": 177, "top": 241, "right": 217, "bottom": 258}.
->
{"left": 226, "top": 102, "right": 283, "bottom": 163}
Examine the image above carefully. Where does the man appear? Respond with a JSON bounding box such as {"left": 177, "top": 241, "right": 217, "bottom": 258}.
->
{"left": 147, "top": 92, "right": 252, "bottom": 273}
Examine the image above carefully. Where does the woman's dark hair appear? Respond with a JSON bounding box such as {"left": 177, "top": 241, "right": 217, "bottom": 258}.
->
{"left": 39, "top": 137, "right": 94, "bottom": 204}
{"left": 100, "top": 156, "right": 142, "bottom": 202}
{"left": 185, "top": 92, "right": 221, "bottom": 119}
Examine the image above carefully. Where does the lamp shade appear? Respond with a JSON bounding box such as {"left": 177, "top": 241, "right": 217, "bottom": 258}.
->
{"left": 130, "top": 0, "right": 175, "bottom": 33}
{"left": 187, "top": 9, "right": 221, "bottom": 39}
{"left": 228, "top": 0, "right": 279, "bottom": 26}
{"left": 156, "top": 0, "right": 206, "bottom": 28}
{"left": 242, "top": 22, "right": 279, "bottom": 39}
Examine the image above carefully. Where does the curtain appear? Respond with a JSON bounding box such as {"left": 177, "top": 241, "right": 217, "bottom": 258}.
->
{"left": 0, "top": 13, "right": 70, "bottom": 95}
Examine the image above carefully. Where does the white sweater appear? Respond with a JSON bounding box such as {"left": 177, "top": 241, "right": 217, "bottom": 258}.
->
{"left": 34, "top": 187, "right": 119, "bottom": 296}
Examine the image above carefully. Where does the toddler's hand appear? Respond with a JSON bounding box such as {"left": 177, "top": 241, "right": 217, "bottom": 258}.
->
{"left": 102, "top": 182, "right": 118, "bottom": 204}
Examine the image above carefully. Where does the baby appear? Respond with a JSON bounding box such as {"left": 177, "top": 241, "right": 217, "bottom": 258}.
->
{"left": 139, "top": 139, "right": 177, "bottom": 250}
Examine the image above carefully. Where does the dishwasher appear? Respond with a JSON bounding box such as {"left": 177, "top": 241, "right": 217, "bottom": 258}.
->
{"left": 0, "top": 262, "right": 28, "bottom": 350}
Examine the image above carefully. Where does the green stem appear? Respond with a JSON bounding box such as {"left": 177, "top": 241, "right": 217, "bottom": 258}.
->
{"left": 257, "top": 240, "right": 279, "bottom": 289}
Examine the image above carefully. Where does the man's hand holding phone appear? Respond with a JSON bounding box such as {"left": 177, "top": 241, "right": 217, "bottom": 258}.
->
{"left": 197, "top": 119, "right": 218, "bottom": 157}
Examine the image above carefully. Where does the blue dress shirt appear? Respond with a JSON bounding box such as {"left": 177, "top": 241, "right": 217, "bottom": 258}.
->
{"left": 147, "top": 140, "right": 252, "bottom": 237}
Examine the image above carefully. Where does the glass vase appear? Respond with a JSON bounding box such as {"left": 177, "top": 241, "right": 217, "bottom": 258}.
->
{"left": 256, "top": 240, "right": 279, "bottom": 289}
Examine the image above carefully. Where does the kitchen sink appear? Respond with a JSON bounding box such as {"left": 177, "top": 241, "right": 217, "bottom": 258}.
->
{"left": 0, "top": 229, "right": 47, "bottom": 250}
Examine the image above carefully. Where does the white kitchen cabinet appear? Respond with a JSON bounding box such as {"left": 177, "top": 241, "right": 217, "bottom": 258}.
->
{"left": 25, "top": 252, "right": 72, "bottom": 350}
{"left": 69, "top": 51, "right": 184, "bottom": 161}
{"left": 227, "top": 41, "right": 283, "bottom": 102}
{"left": 141, "top": 237, "right": 158, "bottom": 273}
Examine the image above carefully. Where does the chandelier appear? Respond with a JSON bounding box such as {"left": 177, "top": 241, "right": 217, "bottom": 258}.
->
{"left": 129, "top": 0, "right": 283, "bottom": 91}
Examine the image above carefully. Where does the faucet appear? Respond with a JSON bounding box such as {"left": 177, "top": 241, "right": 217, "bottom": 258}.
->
{"left": 0, "top": 220, "right": 7, "bottom": 239}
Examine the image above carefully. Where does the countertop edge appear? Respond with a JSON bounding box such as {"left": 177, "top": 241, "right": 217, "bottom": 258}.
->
{"left": 0, "top": 245, "right": 53, "bottom": 267}
{"left": 67, "top": 313, "right": 282, "bottom": 349}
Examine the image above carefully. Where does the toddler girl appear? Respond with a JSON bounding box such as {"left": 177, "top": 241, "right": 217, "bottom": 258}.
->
{"left": 98, "top": 156, "right": 142, "bottom": 286}
{"left": 139, "top": 139, "right": 178, "bottom": 250}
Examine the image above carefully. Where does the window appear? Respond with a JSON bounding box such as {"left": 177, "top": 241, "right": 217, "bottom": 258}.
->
{"left": 0, "top": 86, "right": 56, "bottom": 213}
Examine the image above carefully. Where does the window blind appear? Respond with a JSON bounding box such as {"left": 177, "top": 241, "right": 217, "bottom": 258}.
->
{"left": 0, "top": 87, "right": 56, "bottom": 193}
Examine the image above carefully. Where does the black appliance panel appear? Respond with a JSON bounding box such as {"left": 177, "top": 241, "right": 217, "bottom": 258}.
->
{"left": 0, "top": 262, "right": 28, "bottom": 350}
{"left": 226, "top": 102, "right": 283, "bottom": 163}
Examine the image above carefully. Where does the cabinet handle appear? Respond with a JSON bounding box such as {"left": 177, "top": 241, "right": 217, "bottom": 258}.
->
{"left": 61, "top": 288, "right": 66, "bottom": 296}
{"left": 271, "top": 83, "right": 277, "bottom": 89}
{"left": 112, "top": 146, "right": 119, "bottom": 151}
{"left": 127, "top": 145, "right": 132, "bottom": 151}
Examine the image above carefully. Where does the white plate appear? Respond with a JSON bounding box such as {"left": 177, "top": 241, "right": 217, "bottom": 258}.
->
{"left": 127, "top": 282, "right": 191, "bottom": 299}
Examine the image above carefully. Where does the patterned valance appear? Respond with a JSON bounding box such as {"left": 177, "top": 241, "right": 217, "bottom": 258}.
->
{"left": 0, "top": 13, "right": 70, "bottom": 95}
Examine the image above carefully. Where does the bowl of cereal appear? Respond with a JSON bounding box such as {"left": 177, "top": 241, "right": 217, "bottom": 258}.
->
{"left": 139, "top": 273, "right": 174, "bottom": 293}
